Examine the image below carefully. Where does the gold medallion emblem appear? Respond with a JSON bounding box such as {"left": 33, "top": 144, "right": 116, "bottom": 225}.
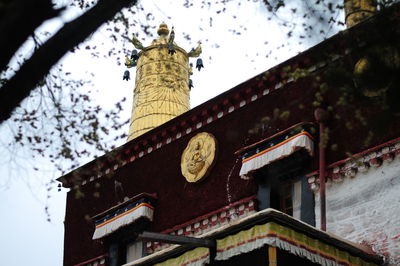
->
{"left": 181, "top": 132, "right": 217, "bottom": 183}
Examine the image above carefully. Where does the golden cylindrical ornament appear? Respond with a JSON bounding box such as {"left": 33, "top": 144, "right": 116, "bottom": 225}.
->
{"left": 127, "top": 25, "right": 191, "bottom": 140}
{"left": 344, "top": 0, "right": 377, "bottom": 27}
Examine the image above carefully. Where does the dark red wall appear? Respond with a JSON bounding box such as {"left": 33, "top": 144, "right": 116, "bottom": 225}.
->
{"left": 63, "top": 8, "right": 400, "bottom": 264}
{"left": 64, "top": 69, "right": 400, "bottom": 266}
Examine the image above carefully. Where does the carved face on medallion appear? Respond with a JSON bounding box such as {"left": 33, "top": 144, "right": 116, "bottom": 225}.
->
{"left": 181, "top": 132, "right": 217, "bottom": 183}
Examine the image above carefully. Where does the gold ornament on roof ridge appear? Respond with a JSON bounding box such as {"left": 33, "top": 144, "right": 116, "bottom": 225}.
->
{"left": 123, "top": 23, "right": 204, "bottom": 140}
{"left": 157, "top": 23, "right": 170, "bottom": 36}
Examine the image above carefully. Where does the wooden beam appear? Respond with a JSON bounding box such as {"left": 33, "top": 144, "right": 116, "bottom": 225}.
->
{"left": 268, "top": 246, "right": 277, "bottom": 266}
{"left": 138, "top": 231, "right": 215, "bottom": 248}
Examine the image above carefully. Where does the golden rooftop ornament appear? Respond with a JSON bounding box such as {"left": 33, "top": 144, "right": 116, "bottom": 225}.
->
{"left": 124, "top": 23, "right": 203, "bottom": 140}
{"left": 344, "top": 0, "right": 376, "bottom": 27}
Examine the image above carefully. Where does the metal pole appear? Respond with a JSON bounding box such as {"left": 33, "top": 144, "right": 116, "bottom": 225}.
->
{"left": 314, "top": 107, "right": 328, "bottom": 232}
{"left": 138, "top": 231, "right": 215, "bottom": 248}
{"left": 319, "top": 122, "right": 327, "bottom": 231}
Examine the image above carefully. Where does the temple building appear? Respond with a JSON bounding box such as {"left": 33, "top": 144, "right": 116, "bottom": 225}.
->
{"left": 58, "top": 1, "right": 400, "bottom": 265}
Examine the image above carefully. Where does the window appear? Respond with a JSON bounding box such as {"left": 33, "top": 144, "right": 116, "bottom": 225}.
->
{"left": 108, "top": 239, "right": 146, "bottom": 266}
{"left": 108, "top": 227, "right": 148, "bottom": 266}
{"left": 126, "top": 241, "right": 145, "bottom": 263}
{"left": 281, "top": 183, "right": 294, "bottom": 216}
{"left": 253, "top": 150, "right": 315, "bottom": 226}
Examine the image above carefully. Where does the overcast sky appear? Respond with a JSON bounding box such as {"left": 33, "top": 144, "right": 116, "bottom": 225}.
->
{"left": 0, "top": 1, "right": 343, "bottom": 265}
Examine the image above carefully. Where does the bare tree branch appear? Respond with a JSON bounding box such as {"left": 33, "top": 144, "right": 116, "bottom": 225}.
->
{"left": 0, "top": 0, "right": 63, "bottom": 72}
{"left": 0, "top": 0, "right": 137, "bottom": 124}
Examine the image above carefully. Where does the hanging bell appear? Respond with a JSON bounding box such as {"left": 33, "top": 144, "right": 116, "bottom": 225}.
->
{"left": 168, "top": 43, "right": 176, "bottom": 55}
{"left": 130, "top": 49, "right": 139, "bottom": 61}
{"left": 123, "top": 70, "right": 130, "bottom": 81}
{"left": 196, "top": 58, "right": 204, "bottom": 71}
{"left": 189, "top": 79, "right": 194, "bottom": 89}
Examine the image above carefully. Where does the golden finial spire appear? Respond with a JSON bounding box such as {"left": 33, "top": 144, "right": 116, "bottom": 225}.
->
{"left": 157, "top": 23, "right": 170, "bottom": 36}
{"left": 344, "top": 0, "right": 377, "bottom": 27}
{"left": 124, "top": 23, "right": 203, "bottom": 140}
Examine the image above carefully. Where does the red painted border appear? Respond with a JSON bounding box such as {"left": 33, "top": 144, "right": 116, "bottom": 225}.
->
{"left": 161, "top": 195, "right": 256, "bottom": 234}
{"left": 306, "top": 136, "right": 400, "bottom": 177}
{"left": 74, "top": 254, "right": 107, "bottom": 266}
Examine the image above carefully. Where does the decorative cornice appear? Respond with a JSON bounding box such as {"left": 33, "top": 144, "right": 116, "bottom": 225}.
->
{"left": 145, "top": 196, "right": 256, "bottom": 254}
{"left": 74, "top": 254, "right": 107, "bottom": 266}
{"left": 307, "top": 139, "right": 400, "bottom": 192}
{"left": 59, "top": 25, "right": 373, "bottom": 188}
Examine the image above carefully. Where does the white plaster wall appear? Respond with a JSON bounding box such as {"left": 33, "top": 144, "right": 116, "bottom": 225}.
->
{"left": 315, "top": 157, "right": 400, "bottom": 265}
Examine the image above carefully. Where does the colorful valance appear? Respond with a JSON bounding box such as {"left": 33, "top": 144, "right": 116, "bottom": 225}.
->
{"left": 216, "top": 222, "right": 376, "bottom": 266}
{"left": 124, "top": 209, "right": 381, "bottom": 266}
{"left": 154, "top": 247, "right": 209, "bottom": 266}
{"left": 93, "top": 198, "right": 155, "bottom": 240}
{"left": 239, "top": 126, "right": 314, "bottom": 178}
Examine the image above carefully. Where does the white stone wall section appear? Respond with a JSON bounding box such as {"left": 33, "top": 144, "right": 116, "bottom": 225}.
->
{"left": 315, "top": 157, "right": 400, "bottom": 265}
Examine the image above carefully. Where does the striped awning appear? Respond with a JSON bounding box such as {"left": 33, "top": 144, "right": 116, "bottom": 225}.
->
{"left": 124, "top": 209, "right": 382, "bottom": 266}
{"left": 154, "top": 247, "right": 209, "bottom": 266}
{"left": 92, "top": 194, "right": 156, "bottom": 240}
{"left": 239, "top": 123, "right": 315, "bottom": 178}
{"left": 216, "top": 222, "right": 377, "bottom": 266}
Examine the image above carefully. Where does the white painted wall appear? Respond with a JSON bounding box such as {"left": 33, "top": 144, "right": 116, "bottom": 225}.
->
{"left": 315, "top": 157, "right": 400, "bottom": 265}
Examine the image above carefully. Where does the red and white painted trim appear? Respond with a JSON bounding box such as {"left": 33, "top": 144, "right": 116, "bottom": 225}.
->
{"left": 72, "top": 48, "right": 351, "bottom": 188}
{"left": 145, "top": 197, "right": 256, "bottom": 254}
{"left": 74, "top": 254, "right": 107, "bottom": 266}
{"left": 307, "top": 139, "right": 400, "bottom": 192}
